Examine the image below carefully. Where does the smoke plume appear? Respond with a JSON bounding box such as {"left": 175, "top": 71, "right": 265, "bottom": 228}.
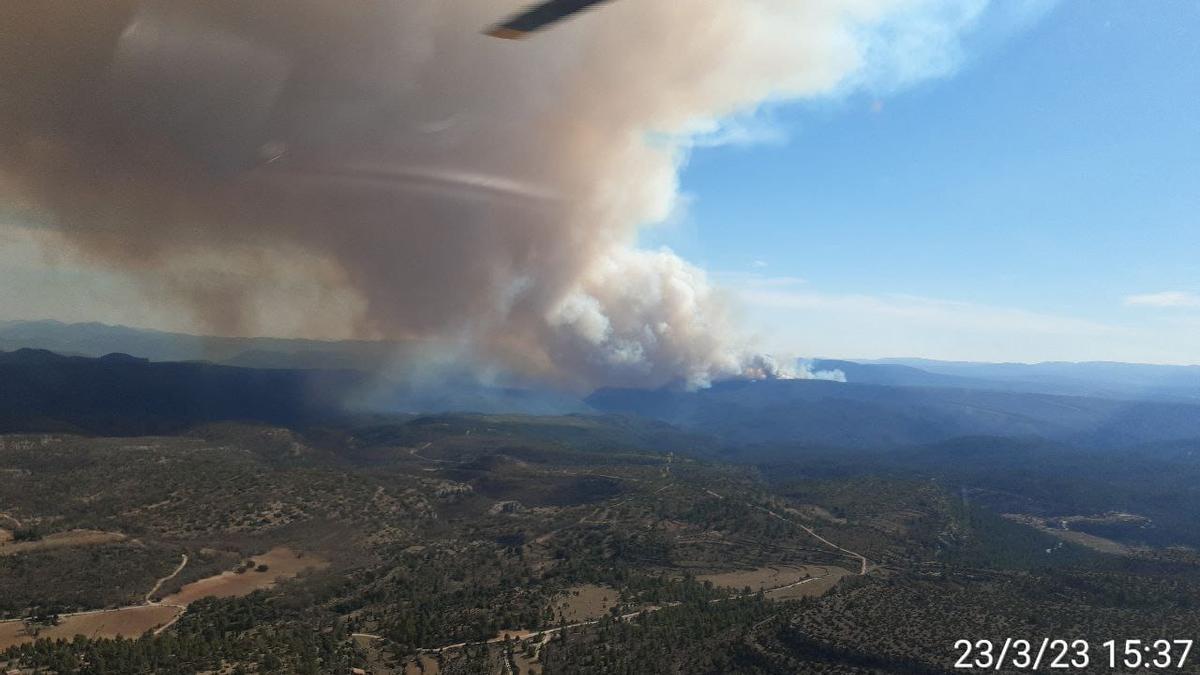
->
{"left": 0, "top": 0, "right": 982, "bottom": 389}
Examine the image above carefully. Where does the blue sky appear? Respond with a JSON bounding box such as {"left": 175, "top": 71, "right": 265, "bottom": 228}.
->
{"left": 645, "top": 0, "right": 1200, "bottom": 363}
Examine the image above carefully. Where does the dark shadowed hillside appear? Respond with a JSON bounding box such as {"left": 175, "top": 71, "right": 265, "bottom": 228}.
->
{"left": 0, "top": 349, "right": 364, "bottom": 435}
{"left": 0, "top": 349, "right": 590, "bottom": 435}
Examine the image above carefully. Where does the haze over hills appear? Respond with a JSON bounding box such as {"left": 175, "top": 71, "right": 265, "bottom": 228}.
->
{"left": 854, "top": 357, "right": 1200, "bottom": 401}
{"left": 0, "top": 319, "right": 404, "bottom": 371}
{"left": 0, "top": 349, "right": 363, "bottom": 435}
{"left": 0, "top": 321, "right": 594, "bottom": 417}
{"left": 5, "top": 330, "right": 1200, "bottom": 450}
{"left": 5, "top": 319, "right": 1200, "bottom": 400}
{"left": 0, "top": 348, "right": 587, "bottom": 436}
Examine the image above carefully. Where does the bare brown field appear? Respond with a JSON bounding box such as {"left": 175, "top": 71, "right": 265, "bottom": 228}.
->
{"left": 0, "top": 547, "right": 328, "bottom": 649}
{"left": 0, "top": 529, "right": 125, "bottom": 557}
{"left": 550, "top": 584, "right": 619, "bottom": 623}
{"left": 161, "top": 547, "right": 328, "bottom": 605}
{"left": 1045, "top": 529, "right": 1131, "bottom": 556}
{"left": 764, "top": 566, "right": 851, "bottom": 601}
{"left": 0, "top": 529, "right": 10, "bottom": 544}
{"left": 1060, "top": 512, "right": 1150, "bottom": 528}
{"left": 784, "top": 504, "right": 847, "bottom": 525}
{"left": 698, "top": 565, "right": 822, "bottom": 593}
{"left": 1004, "top": 514, "right": 1132, "bottom": 556}
{"left": 0, "top": 605, "right": 180, "bottom": 649}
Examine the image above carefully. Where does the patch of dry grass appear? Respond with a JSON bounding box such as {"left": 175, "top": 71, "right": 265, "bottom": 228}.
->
{"left": 161, "top": 547, "right": 328, "bottom": 605}
{"left": 0, "top": 605, "right": 180, "bottom": 649}
{"left": 0, "top": 530, "right": 125, "bottom": 557}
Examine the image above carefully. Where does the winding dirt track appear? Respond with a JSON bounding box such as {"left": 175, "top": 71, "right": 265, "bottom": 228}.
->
{"left": 690, "top": 485, "right": 870, "bottom": 576}
{"left": 0, "top": 553, "right": 191, "bottom": 647}
{"left": 752, "top": 503, "right": 870, "bottom": 575}
{"left": 144, "top": 554, "right": 190, "bottom": 635}
{"left": 145, "top": 553, "right": 189, "bottom": 603}
{"left": 410, "top": 442, "right": 454, "bottom": 464}
{"left": 0, "top": 547, "right": 323, "bottom": 646}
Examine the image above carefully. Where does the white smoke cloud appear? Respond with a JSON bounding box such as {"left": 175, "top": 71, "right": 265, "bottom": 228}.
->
{"left": 0, "top": 0, "right": 993, "bottom": 390}
{"left": 1125, "top": 292, "right": 1200, "bottom": 309}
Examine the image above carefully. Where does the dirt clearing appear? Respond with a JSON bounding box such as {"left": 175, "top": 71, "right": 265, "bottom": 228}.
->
{"left": 1, "top": 547, "right": 327, "bottom": 648}
{"left": 403, "top": 654, "right": 442, "bottom": 674}
{"left": 1005, "top": 514, "right": 1134, "bottom": 556}
{"left": 0, "top": 529, "right": 126, "bottom": 557}
{"left": 699, "top": 565, "right": 821, "bottom": 593}
{"left": 783, "top": 504, "right": 847, "bottom": 525}
{"left": 161, "top": 547, "right": 328, "bottom": 605}
{"left": 764, "top": 566, "right": 851, "bottom": 601}
{"left": 1045, "top": 529, "right": 1131, "bottom": 556}
{"left": 0, "top": 605, "right": 180, "bottom": 649}
{"left": 549, "top": 584, "right": 619, "bottom": 623}
{"left": 695, "top": 564, "right": 852, "bottom": 600}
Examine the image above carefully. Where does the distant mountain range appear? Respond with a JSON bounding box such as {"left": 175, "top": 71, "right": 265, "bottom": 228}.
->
{"left": 3, "top": 319, "right": 1200, "bottom": 448}
{"left": 0, "top": 320, "right": 589, "bottom": 417}
{"left": 811, "top": 358, "right": 1200, "bottom": 402}
{"left": 5, "top": 320, "right": 1198, "bottom": 399}
{"left": 0, "top": 319, "right": 401, "bottom": 370}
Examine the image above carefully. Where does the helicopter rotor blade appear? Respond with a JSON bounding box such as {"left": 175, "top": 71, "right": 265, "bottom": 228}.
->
{"left": 486, "top": 0, "right": 612, "bottom": 39}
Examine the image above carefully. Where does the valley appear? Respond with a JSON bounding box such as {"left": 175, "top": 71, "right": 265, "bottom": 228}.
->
{"left": 2, "top": 411, "right": 1199, "bottom": 673}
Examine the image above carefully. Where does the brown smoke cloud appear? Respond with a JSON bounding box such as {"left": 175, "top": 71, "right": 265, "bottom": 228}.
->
{"left": 0, "top": 0, "right": 981, "bottom": 389}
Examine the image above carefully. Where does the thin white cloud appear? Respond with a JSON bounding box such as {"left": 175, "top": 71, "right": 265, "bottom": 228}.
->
{"left": 1124, "top": 291, "right": 1200, "bottom": 309}
{"left": 667, "top": 113, "right": 789, "bottom": 149}
{"left": 741, "top": 287, "right": 1118, "bottom": 336}
{"left": 715, "top": 272, "right": 807, "bottom": 288}
{"left": 725, "top": 280, "right": 1200, "bottom": 365}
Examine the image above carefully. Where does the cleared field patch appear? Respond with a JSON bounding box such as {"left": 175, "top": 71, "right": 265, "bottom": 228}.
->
{"left": 764, "top": 566, "right": 851, "bottom": 601}
{"left": 0, "top": 529, "right": 10, "bottom": 544}
{"left": 512, "top": 648, "right": 542, "bottom": 675}
{"left": 784, "top": 504, "right": 847, "bottom": 525}
{"left": 161, "top": 547, "right": 328, "bottom": 605}
{"left": 0, "top": 605, "right": 180, "bottom": 649}
{"left": 549, "top": 584, "right": 619, "bottom": 623}
{"left": 1045, "top": 529, "right": 1131, "bottom": 556}
{"left": 0, "top": 530, "right": 125, "bottom": 557}
{"left": 1004, "top": 514, "right": 1133, "bottom": 556}
{"left": 698, "top": 565, "right": 827, "bottom": 594}
{"left": 1, "top": 548, "right": 326, "bottom": 649}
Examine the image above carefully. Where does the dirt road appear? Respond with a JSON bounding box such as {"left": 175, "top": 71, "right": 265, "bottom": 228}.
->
{"left": 145, "top": 553, "right": 189, "bottom": 603}
{"left": 410, "top": 442, "right": 455, "bottom": 464}
{"left": 0, "top": 547, "right": 323, "bottom": 646}
{"left": 754, "top": 505, "right": 870, "bottom": 575}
